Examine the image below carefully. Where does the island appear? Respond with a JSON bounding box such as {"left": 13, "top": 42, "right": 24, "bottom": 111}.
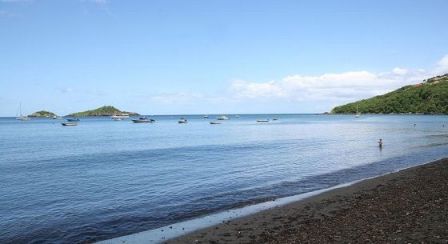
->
{"left": 28, "top": 110, "right": 58, "bottom": 118}
{"left": 332, "top": 74, "right": 448, "bottom": 114}
{"left": 67, "top": 106, "right": 139, "bottom": 117}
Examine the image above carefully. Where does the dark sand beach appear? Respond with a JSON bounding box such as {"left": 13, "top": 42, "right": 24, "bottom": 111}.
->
{"left": 169, "top": 158, "right": 448, "bottom": 243}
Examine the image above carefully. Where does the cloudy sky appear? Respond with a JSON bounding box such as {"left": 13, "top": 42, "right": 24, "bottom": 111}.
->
{"left": 1, "top": 0, "right": 447, "bottom": 116}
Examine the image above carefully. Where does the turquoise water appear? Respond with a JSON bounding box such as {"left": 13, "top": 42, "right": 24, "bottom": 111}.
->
{"left": 0, "top": 114, "right": 447, "bottom": 243}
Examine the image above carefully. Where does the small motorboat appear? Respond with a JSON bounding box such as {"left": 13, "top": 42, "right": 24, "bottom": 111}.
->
{"left": 178, "top": 118, "right": 188, "bottom": 124}
{"left": 210, "top": 121, "right": 221, "bottom": 125}
{"left": 62, "top": 122, "right": 77, "bottom": 126}
{"left": 272, "top": 118, "right": 278, "bottom": 121}
{"left": 217, "top": 115, "right": 229, "bottom": 120}
{"left": 66, "top": 118, "right": 80, "bottom": 122}
{"left": 203, "top": 115, "right": 209, "bottom": 119}
{"left": 132, "top": 117, "right": 155, "bottom": 123}
{"left": 257, "top": 119, "right": 270, "bottom": 123}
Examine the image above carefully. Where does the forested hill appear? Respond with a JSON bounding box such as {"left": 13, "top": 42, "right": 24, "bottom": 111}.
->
{"left": 331, "top": 74, "right": 448, "bottom": 114}
{"left": 68, "top": 106, "right": 139, "bottom": 117}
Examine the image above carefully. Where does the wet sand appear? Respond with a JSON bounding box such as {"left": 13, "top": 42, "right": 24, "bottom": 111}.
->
{"left": 169, "top": 158, "right": 448, "bottom": 243}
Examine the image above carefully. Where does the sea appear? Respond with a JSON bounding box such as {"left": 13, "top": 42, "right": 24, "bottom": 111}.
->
{"left": 0, "top": 114, "right": 447, "bottom": 243}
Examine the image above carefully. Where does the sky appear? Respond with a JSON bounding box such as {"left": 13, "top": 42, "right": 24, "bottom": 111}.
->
{"left": 1, "top": 0, "right": 448, "bottom": 116}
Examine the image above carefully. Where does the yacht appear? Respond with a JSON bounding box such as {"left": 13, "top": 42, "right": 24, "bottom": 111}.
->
{"left": 178, "top": 118, "right": 188, "bottom": 124}
{"left": 16, "top": 103, "right": 30, "bottom": 121}
{"left": 111, "top": 114, "right": 129, "bottom": 120}
{"left": 217, "top": 115, "right": 229, "bottom": 120}
{"left": 132, "top": 117, "right": 155, "bottom": 123}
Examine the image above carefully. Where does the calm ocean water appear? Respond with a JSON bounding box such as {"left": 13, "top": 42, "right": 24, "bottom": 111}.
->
{"left": 1, "top": 114, "right": 447, "bottom": 243}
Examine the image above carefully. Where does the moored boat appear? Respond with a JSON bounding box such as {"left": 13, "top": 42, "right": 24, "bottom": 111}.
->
{"left": 132, "top": 117, "right": 155, "bottom": 123}
{"left": 178, "top": 118, "right": 188, "bottom": 124}
{"left": 210, "top": 121, "right": 221, "bottom": 125}
{"left": 111, "top": 114, "right": 129, "bottom": 120}
{"left": 217, "top": 115, "right": 229, "bottom": 120}
{"left": 61, "top": 122, "right": 77, "bottom": 126}
{"left": 66, "top": 118, "right": 80, "bottom": 122}
{"left": 257, "top": 119, "right": 270, "bottom": 123}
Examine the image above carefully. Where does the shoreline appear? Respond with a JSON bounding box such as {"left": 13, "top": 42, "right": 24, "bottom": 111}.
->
{"left": 168, "top": 158, "right": 448, "bottom": 243}
{"left": 99, "top": 157, "right": 448, "bottom": 244}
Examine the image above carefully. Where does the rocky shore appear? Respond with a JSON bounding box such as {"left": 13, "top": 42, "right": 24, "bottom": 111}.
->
{"left": 169, "top": 158, "right": 448, "bottom": 243}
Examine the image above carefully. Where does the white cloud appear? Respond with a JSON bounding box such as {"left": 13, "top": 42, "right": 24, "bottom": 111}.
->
{"left": 392, "top": 67, "right": 408, "bottom": 75}
{"left": 229, "top": 55, "right": 448, "bottom": 103}
{"left": 434, "top": 54, "right": 448, "bottom": 75}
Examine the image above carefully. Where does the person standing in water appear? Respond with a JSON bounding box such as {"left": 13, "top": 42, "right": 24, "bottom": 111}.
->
{"left": 378, "top": 138, "right": 383, "bottom": 148}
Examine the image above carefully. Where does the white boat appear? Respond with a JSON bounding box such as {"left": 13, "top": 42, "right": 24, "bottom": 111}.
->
{"left": 178, "top": 118, "right": 188, "bottom": 124}
{"left": 16, "top": 103, "right": 30, "bottom": 121}
{"left": 257, "top": 119, "right": 269, "bottom": 123}
{"left": 217, "top": 115, "right": 229, "bottom": 120}
{"left": 355, "top": 105, "right": 361, "bottom": 118}
{"left": 203, "top": 115, "right": 209, "bottom": 119}
{"left": 61, "top": 122, "right": 77, "bottom": 126}
{"left": 111, "top": 114, "right": 129, "bottom": 120}
{"left": 210, "top": 121, "right": 221, "bottom": 125}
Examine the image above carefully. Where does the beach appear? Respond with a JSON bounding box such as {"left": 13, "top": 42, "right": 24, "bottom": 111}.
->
{"left": 169, "top": 158, "right": 448, "bottom": 243}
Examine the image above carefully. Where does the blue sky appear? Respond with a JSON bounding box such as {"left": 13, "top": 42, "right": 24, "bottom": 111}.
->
{"left": 1, "top": 0, "right": 447, "bottom": 116}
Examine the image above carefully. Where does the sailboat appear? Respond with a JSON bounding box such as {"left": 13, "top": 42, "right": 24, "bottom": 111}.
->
{"left": 16, "top": 103, "right": 30, "bottom": 121}
{"left": 355, "top": 105, "right": 361, "bottom": 118}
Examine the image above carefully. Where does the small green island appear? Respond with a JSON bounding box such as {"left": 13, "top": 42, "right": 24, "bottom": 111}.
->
{"left": 68, "top": 106, "right": 139, "bottom": 117}
{"left": 332, "top": 74, "right": 448, "bottom": 114}
{"left": 28, "top": 110, "right": 58, "bottom": 118}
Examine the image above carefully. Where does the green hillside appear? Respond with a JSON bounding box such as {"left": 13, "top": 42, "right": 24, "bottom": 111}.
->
{"left": 68, "top": 106, "right": 139, "bottom": 117}
{"left": 332, "top": 74, "right": 448, "bottom": 114}
{"left": 28, "top": 110, "right": 57, "bottom": 118}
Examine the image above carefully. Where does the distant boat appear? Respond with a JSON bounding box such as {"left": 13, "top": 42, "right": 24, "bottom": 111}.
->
{"left": 272, "top": 118, "right": 278, "bottom": 121}
{"left": 61, "top": 122, "right": 77, "bottom": 126}
{"left": 355, "top": 105, "right": 361, "bottom": 118}
{"left": 257, "top": 119, "right": 270, "bottom": 123}
{"left": 132, "top": 117, "right": 155, "bottom": 123}
{"left": 178, "top": 118, "right": 188, "bottom": 124}
{"left": 111, "top": 114, "right": 129, "bottom": 120}
{"left": 66, "top": 118, "right": 80, "bottom": 122}
{"left": 217, "top": 115, "right": 229, "bottom": 120}
{"left": 16, "top": 103, "right": 30, "bottom": 121}
{"left": 203, "top": 115, "right": 209, "bottom": 119}
{"left": 210, "top": 121, "right": 221, "bottom": 125}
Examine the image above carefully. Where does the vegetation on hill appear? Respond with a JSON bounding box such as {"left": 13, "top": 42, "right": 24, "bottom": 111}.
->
{"left": 332, "top": 74, "right": 448, "bottom": 114}
{"left": 28, "top": 110, "right": 57, "bottom": 118}
{"left": 68, "top": 106, "right": 139, "bottom": 117}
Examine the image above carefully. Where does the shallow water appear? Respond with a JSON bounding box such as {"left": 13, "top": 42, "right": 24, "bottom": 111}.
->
{"left": 0, "top": 114, "right": 447, "bottom": 243}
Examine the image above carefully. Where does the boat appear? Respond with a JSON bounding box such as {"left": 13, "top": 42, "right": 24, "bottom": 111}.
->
{"left": 210, "top": 121, "right": 221, "bottom": 125}
{"left": 355, "top": 105, "right": 361, "bottom": 118}
{"left": 257, "top": 119, "right": 270, "bottom": 123}
{"left": 111, "top": 114, "right": 129, "bottom": 120}
{"left": 66, "top": 118, "right": 80, "bottom": 122}
{"left": 178, "top": 118, "right": 188, "bottom": 124}
{"left": 61, "top": 122, "right": 77, "bottom": 126}
{"left": 203, "top": 115, "right": 209, "bottom": 119}
{"left": 132, "top": 117, "right": 155, "bottom": 123}
{"left": 272, "top": 118, "right": 278, "bottom": 121}
{"left": 16, "top": 103, "right": 30, "bottom": 121}
{"left": 217, "top": 115, "right": 229, "bottom": 120}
